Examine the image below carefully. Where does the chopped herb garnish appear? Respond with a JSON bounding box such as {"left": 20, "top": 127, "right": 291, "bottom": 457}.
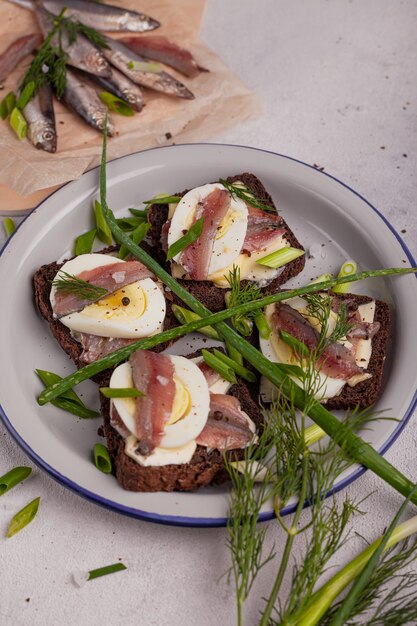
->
{"left": 118, "top": 222, "right": 150, "bottom": 260}
{"left": 9, "top": 107, "right": 27, "bottom": 140}
{"left": 100, "top": 387, "right": 144, "bottom": 398}
{"left": 0, "top": 467, "right": 32, "bottom": 496}
{"left": 219, "top": 179, "right": 275, "bottom": 212}
{"left": 74, "top": 228, "right": 97, "bottom": 256}
{"left": 143, "top": 195, "right": 182, "bottom": 205}
{"left": 93, "top": 444, "right": 112, "bottom": 474}
{"left": 94, "top": 200, "right": 113, "bottom": 245}
{"left": 99, "top": 91, "right": 134, "bottom": 117}
{"left": 0, "top": 91, "right": 16, "bottom": 120}
{"left": 36, "top": 369, "right": 99, "bottom": 419}
{"left": 256, "top": 246, "right": 305, "bottom": 268}
{"left": 332, "top": 260, "right": 357, "bottom": 294}
{"left": 201, "top": 349, "right": 237, "bottom": 384}
{"left": 3, "top": 217, "right": 16, "bottom": 238}
{"left": 127, "top": 60, "right": 162, "bottom": 73}
{"left": 166, "top": 217, "right": 204, "bottom": 261}
{"left": 52, "top": 272, "right": 108, "bottom": 301}
{"left": 7, "top": 497, "right": 40, "bottom": 538}
{"left": 87, "top": 562, "right": 127, "bottom": 580}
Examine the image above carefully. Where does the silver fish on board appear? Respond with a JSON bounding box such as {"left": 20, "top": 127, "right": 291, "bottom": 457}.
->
{"left": 23, "top": 83, "right": 57, "bottom": 153}
{"left": 61, "top": 68, "right": 115, "bottom": 136}
{"left": 35, "top": 5, "right": 112, "bottom": 78}
{"left": 102, "top": 37, "right": 194, "bottom": 100}
{"left": 0, "top": 33, "right": 42, "bottom": 84}
{"left": 82, "top": 67, "right": 144, "bottom": 112}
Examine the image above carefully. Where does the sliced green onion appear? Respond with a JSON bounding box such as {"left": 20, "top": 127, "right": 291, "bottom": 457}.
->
{"left": 332, "top": 260, "right": 357, "bottom": 294}
{"left": 212, "top": 349, "right": 257, "bottom": 383}
{"left": 7, "top": 497, "right": 40, "bottom": 538}
{"left": 94, "top": 200, "right": 113, "bottom": 245}
{"left": 9, "top": 107, "right": 27, "bottom": 140}
{"left": 226, "top": 342, "right": 243, "bottom": 367}
{"left": 0, "top": 467, "right": 32, "bottom": 496}
{"left": 257, "top": 246, "right": 305, "bottom": 268}
{"left": 100, "top": 387, "right": 144, "bottom": 398}
{"left": 304, "top": 424, "right": 325, "bottom": 447}
{"left": 254, "top": 311, "right": 271, "bottom": 339}
{"left": 74, "top": 228, "right": 96, "bottom": 256}
{"left": 279, "top": 330, "right": 310, "bottom": 357}
{"left": 36, "top": 369, "right": 99, "bottom": 419}
{"left": 274, "top": 362, "right": 305, "bottom": 380}
{"left": 118, "top": 222, "right": 150, "bottom": 260}
{"left": 166, "top": 217, "right": 204, "bottom": 261}
{"left": 3, "top": 217, "right": 16, "bottom": 238}
{"left": 127, "top": 60, "right": 162, "bottom": 73}
{"left": 171, "top": 304, "right": 219, "bottom": 339}
{"left": 88, "top": 562, "right": 127, "bottom": 580}
{"left": 99, "top": 91, "right": 134, "bottom": 116}
{"left": 310, "top": 272, "right": 333, "bottom": 285}
{"left": 116, "top": 216, "right": 145, "bottom": 231}
{"left": 128, "top": 208, "right": 148, "bottom": 218}
{"left": 0, "top": 91, "right": 16, "bottom": 120}
{"left": 201, "top": 349, "right": 237, "bottom": 384}
{"left": 93, "top": 443, "right": 112, "bottom": 474}
{"left": 143, "top": 194, "right": 182, "bottom": 205}
{"left": 16, "top": 81, "right": 35, "bottom": 110}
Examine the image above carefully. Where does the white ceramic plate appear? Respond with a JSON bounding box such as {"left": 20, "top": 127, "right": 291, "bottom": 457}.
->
{"left": 1, "top": 144, "right": 416, "bottom": 527}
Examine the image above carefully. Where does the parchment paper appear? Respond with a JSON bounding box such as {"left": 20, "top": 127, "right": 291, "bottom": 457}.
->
{"left": 0, "top": 0, "right": 261, "bottom": 209}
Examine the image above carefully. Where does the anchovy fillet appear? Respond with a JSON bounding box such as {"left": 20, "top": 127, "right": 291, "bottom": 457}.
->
{"left": 102, "top": 36, "right": 194, "bottom": 100}
{"left": 61, "top": 68, "right": 115, "bottom": 136}
{"left": 23, "top": 83, "right": 57, "bottom": 153}
{"left": 0, "top": 33, "right": 42, "bottom": 83}
{"left": 120, "top": 35, "right": 203, "bottom": 78}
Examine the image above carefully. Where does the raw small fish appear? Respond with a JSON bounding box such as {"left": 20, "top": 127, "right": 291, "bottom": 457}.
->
{"left": 22, "top": 83, "right": 57, "bottom": 153}
{"left": 61, "top": 68, "right": 115, "bottom": 135}
{"left": 102, "top": 36, "right": 194, "bottom": 100}
{"left": 180, "top": 188, "right": 231, "bottom": 280}
{"left": 53, "top": 259, "right": 153, "bottom": 317}
{"left": 0, "top": 33, "right": 42, "bottom": 83}
{"left": 119, "top": 35, "right": 203, "bottom": 78}
{"left": 35, "top": 5, "right": 112, "bottom": 78}
{"left": 242, "top": 205, "right": 286, "bottom": 253}
{"left": 130, "top": 351, "right": 176, "bottom": 456}
{"left": 82, "top": 67, "right": 144, "bottom": 113}
{"left": 196, "top": 394, "right": 253, "bottom": 451}
{"left": 41, "top": 0, "right": 160, "bottom": 33}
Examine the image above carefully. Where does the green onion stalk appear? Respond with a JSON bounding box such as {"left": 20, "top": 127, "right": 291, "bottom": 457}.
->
{"left": 95, "top": 126, "right": 417, "bottom": 508}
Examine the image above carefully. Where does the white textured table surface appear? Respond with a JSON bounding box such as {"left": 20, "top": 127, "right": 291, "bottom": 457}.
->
{"left": 1, "top": 1, "right": 417, "bottom": 625}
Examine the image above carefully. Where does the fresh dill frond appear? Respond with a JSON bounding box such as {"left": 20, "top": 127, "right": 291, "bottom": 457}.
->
{"left": 219, "top": 179, "right": 275, "bottom": 213}
{"left": 304, "top": 293, "right": 353, "bottom": 353}
{"left": 52, "top": 272, "right": 108, "bottom": 301}
{"left": 225, "top": 265, "right": 265, "bottom": 335}
{"left": 62, "top": 18, "right": 109, "bottom": 49}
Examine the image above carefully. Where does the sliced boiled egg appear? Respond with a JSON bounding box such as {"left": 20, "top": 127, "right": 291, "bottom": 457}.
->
{"left": 110, "top": 355, "right": 210, "bottom": 454}
{"left": 167, "top": 183, "right": 248, "bottom": 275}
{"left": 50, "top": 254, "right": 166, "bottom": 339}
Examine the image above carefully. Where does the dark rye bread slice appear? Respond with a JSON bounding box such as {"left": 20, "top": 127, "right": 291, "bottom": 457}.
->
{"left": 147, "top": 173, "right": 306, "bottom": 312}
{"left": 324, "top": 293, "right": 390, "bottom": 410}
{"left": 99, "top": 373, "right": 263, "bottom": 493}
{"left": 33, "top": 244, "right": 180, "bottom": 383}
{"left": 260, "top": 292, "right": 390, "bottom": 410}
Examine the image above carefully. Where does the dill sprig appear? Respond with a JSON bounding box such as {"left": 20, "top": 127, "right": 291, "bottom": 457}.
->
{"left": 220, "top": 179, "right": 275, "bottom": 213}
{"left": 52, "top": 272, "right": 108, "bottom": 301}
{"left": 304, "top": 293, "right": 353, "bottom": 353}
{"left": 225, "top": 266, "right": 265, "bottom": 335}
{"left": 20, "top": 11, "right": 108, "bottom": 101}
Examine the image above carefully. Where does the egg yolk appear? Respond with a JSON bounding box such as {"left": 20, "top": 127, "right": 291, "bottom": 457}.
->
{"left": 80, "top": 283, "right": 146, "bottom": 320}
{"left": 215, "top": 209, "right": 241, "bottom": 240}
{"left": 166, "top": 375, "right": 192, "bottom": 425}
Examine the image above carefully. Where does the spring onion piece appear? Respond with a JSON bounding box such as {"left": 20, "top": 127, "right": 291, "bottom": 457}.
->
{"left": 128, "top": 208, "right": 148, "bottom": 218}
{"left": 87, "top": 562, "right": 127, "bottom": 580}
{"left": 74, "top": 228, "right": 96, "bottom": 256}
{"left": 310, "top": 272, "right": 333, "bottom": 285}
{"left": 97, "top": 125, "right": 417, "bottom": 510}
{"left": 257, "top": 246, "right": 305, "bottom": 268}
{"left": 254, "top": 311, "right": 271, "bottom": 339}
{"left": 93, "top": 444, "right": 112, "bottom": 474}
{"left": 99, "top": 91, "right": 134, "bottom": 116}
{"left": 332, "top": 260, "right": 357, "bottom": 294}
{"left": 0, "top": 91, "right": 16, "bottom": 120}
{"left": 127, "top": 60, "right": 162, "bottom": 73}
{"left": 116, "top": 216, "right": 146, "bottom": 231}
{"left": 226, "top": 342, "right": 244, "bottom": 367}
{"left": 202, "top": 349, "right": 237, "bottom": 384}
{"left": 36, "top": 369, "right": 99, "bottom": 419}
{"left": 274, "top": 362, "right": 305, "bottom": 379}
{"left": 166, "top": 217, "right": 204, "bottom": 261}
{"left": 171, "top": 304, "right": 219, "bottom": 339}
{"left": 303, "top": 424, "right": 325, "bottom": 447}
{"left": 293, "top": 512, "right": 417, "bottom": 626}
{"left": 7, "top": 497, "right": 40, "bottom": 538}
{"left": 16, "top": 81, "right": 35, "bottom": 110}
{"left": 38, "top": 266, "right": 417, "bottom": 407}
{"left": 212, "top": 349, "right": 256, "bottom": 383}
{"left": 100, "top": 387, "right": 144, "bottom": 398}
{"left": 9, "top": 107, "right": 27, "bottom": 139}
{"left": 143, "top": 194, "right": 181, "bottom": 205}
{"left": 0, "top": 467, "right": 32, "bottom": 496}
{"left": 118, "top": 222, "right": 150, "bottom": 259}
{"left": 328, "top": 487, "right": 417, "bottom": 626}
{"left": 94, "top": 200, "right": 112, "bottom": 245}
{"left": 3, "top": 217, "right": 16, "bottom": 237}
{"left": 279, "top": 330, "right": 310, "bottom": 357}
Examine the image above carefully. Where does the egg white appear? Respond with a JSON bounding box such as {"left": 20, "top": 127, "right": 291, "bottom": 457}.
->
{"left": 50, "top": 254, "right": 166, "bottom": 339}
{"left": 167, "top": 183, "right": 248, "bottom": 275}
